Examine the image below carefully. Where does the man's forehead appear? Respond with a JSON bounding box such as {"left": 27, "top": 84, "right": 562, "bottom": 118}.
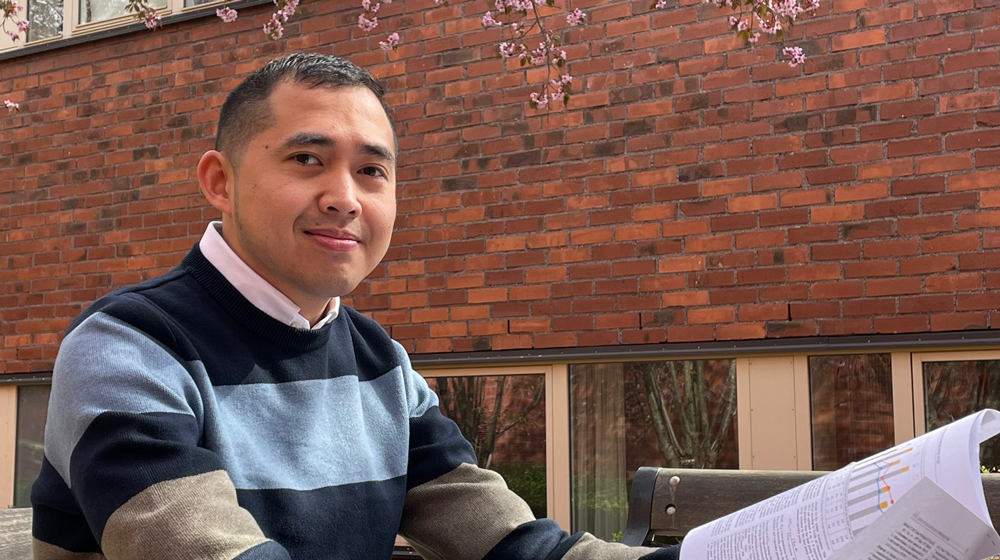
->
{"left": 267, "top": 82, "right": 394, "bottom": 142}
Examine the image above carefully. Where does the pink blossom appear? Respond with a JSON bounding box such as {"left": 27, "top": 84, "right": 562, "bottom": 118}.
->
{"left": 5, "top": 29, "right": 17, "bottom": 40}
{"left": 498, "top": 41, "right": 517, "bottom": 58}
{"left": 529, "top": 91, "right": 547, "bottom": 108}
{"left": 216, "top": 6, "right": 238, "bottom": 22}
{"left": 481, "top": 11, "right": 500, "bottom": 28}
{"left": 783, "top": 45, "right": 805, "bottom": 67}
{"left": 358, "top": 13, "right": 378, "bottom": 31}
{"left": 379, "top": 31, "right": 400, "bottom": 51}
{"left": 264, "top": 13, "right": 284, "bottom": 39}
{"left": 565, "top": 8, "right": 585, "bottom": 26}
{"left": 362, "top": 0, "right": 379, "bottom": 13}
{"left": 4, "top": 99, "right": 19, "bottom": 113}
{"left": 142, "top": 10, "right": 160, "bottom": 29}
{"left": 773, "top": 0, "right": 802, "bottom": 19}
{"left": 17, "top": 18, "right": 28, "bottom": 30}
{"left": 747, "top": 30, "right": 760, "bottom": 44}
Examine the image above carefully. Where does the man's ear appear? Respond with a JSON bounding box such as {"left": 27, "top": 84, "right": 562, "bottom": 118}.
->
{"left": 198, "top": 150, "right": 236, "bottom": 216}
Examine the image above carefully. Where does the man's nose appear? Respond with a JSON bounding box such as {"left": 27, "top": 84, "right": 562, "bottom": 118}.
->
{"left": 319, "top": 172, "right": 360, "bottom": 216}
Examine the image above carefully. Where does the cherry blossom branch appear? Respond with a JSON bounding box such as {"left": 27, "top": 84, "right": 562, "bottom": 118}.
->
{"left": 702, "top": 0, "right": 819, "bottom": 67}
{"left": 2, "top": 0, "right": 28, "bottom": 113}
{"left": 125, "top": 0, "right": 162, "bottom": 29}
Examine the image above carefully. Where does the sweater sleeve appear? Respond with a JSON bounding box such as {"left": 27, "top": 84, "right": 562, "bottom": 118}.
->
{"left": 31, "top": 306, "right": 291, "bottom": 560}
{"left": 392, "top": 341, "right": 682, "bottom": 560}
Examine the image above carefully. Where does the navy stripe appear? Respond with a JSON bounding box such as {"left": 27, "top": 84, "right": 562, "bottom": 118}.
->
{"left": 236, "top": 476, "right": 406, "bottom": 560}
{"left": 343, "top": 307, "right": 400, "bottom": 381}
{"left": 81, "top": 287, "right": 200, "bottom": 363}
{"left": 406, "top": 407, "right": 478, "bottom": 490}
{"left": 233, "top": 541, "right": 293, "bottom": 560}
{"left": 482, "top": 519, "right": 579, "bottom": 560}
{"left": 69, "top": 411, "right": 221, "bottom": 538}
{"left": 30, "top": 459, "right": 102, "bottom": 553}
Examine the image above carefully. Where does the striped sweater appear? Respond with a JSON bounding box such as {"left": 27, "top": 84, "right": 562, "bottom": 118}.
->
{"left": 31, "top": 244, "right": 680, "bottom": 560}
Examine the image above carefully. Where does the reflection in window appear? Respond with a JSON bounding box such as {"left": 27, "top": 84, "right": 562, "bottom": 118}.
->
{"left": 27, "top": 0, "right": 62, "bottom": 41}
{"left": 425, "top": 374, "right": 546, "bottom": 518}
{"left": 924, "top": 359, "right": 1000, "bottom": 470}
{"left": 810, "top": 354, "right": 894, "bottom": 470}
{"left": 14, "top": 385, "right": 51, "bottom": 508}
{"left": 78, "top": 0, "right": 164, "bottom": 24}
{"left": 570, "top": 360, "right": 737, "bottom": 540}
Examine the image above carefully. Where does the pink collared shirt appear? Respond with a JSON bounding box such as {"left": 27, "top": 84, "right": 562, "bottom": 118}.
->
{"left": 199, "top": 222, "right": 339, "bottom": 330}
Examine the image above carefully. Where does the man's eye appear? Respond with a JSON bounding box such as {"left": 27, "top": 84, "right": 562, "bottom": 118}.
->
{"left": 292, "top": 154, "right": 321, "bottom": 165}
{"left": 360, "top": 166, "right": 386, "bottom": 178}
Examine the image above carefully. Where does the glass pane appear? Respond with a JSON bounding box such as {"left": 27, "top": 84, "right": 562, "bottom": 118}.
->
{"left": 809, "top": 354, "right": 894, "bottom": 470}
{"left": 78, "top": 0, "right": 165, "bottom": 24}
{"left": 27, "top": 0, "right": 62, "bottom": 42}
{"left": 923, "top": 359, "right": 1000, "bottom": 471}
{"left": 426, "top": 374, "right": 546, "bottom": 518}
{"left": 14, "top": 385, "right": 51, "bottom": 508}
{"left": 184, "top": 0, "right": 214, "bottom": 7}
{"left": 570, "top": 359, "right": 738, "bottom": 541}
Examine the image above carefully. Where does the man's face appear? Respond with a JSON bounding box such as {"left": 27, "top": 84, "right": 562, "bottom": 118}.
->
{"left": 220, "top": 81, "right": 397, "bottom": 317}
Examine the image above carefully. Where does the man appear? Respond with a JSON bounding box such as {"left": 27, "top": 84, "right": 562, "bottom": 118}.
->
{"left": 31, "top": 53, "right": 681, "bottom": 560}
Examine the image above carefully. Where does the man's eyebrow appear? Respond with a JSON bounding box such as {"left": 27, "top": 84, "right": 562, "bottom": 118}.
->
{"left": 279, "top": 133, "right": 395, "bottom": 164}
{"left": 361, "top": 143, "right": 395, "bottom": 165}
{"left": 280, "top": 133, "right": 335, "bottom": 149}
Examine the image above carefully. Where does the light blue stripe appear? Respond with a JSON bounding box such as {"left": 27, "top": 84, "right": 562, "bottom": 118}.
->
{"left": 205, "top": 342, "right": 439, "bottom": 491}
{"left": 209, "top": 371, "right": 412, "bottom": 490}
{"left": 393, "top": 339, "right": 439, "bottom": 419}
{"left": 46, "top": 312, "right": 203, "bottom": 487}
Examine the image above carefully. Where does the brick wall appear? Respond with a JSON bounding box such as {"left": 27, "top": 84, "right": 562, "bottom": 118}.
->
{"left": 1, "top": 0, "right": 999, "bottom": 372}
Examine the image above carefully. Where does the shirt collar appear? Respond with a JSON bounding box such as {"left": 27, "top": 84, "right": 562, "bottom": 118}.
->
{"left": 199, "top": 221, "right": 339, "bottom": 330}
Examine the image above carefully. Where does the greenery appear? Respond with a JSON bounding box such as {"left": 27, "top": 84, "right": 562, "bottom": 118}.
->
{"left": 492, "top": 461, "right": 547, "bottom": 519}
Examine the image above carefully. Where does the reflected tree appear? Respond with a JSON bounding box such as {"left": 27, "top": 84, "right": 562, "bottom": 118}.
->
{"left": 635, "top": 360, "right": 737, "bottom": 468}
{"left": 434, "top": 375, "right": 544, "bottom": 469}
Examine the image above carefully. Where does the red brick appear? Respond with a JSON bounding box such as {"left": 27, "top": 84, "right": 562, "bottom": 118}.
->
{"left": 930, "top": 312, "right": 988, "bottom": 331}
{"left": 833, "top": 29, "right": 886, "bottom": 51}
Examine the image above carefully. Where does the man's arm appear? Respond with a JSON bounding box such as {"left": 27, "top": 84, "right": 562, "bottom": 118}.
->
{"left": 393, "top": 342, "right": 680, "bottom": 560}
{"left": 32, "top": 304, "right": 290, "bottom": 560}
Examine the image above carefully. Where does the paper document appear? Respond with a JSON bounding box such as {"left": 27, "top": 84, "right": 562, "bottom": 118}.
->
{"left": 679, "top": 409, "right": 1000, "bottom": 560}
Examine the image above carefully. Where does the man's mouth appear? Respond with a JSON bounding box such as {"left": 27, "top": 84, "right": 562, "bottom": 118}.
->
{"left": 304, "top": 229, "right": 361, "bottom": 250}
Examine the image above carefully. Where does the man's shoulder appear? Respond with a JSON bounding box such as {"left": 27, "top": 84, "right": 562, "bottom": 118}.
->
{"left": 337, "top": 304, "right": 411, "bottom": 373}
{"left": 67, "top": 265, "right": 194, "bottom": 342}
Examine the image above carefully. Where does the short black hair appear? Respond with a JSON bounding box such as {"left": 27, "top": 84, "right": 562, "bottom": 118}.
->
{"left": 214, "top": 53, "right": 396, "bottom": 165}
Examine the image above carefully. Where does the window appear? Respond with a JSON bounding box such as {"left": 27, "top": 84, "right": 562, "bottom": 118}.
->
{"left": 809, "top": 354, "right": 894, "bottom": 470}
{"left": 14, "top": 385, "right": 51, "bottom": 508}
{"left": 920, "top": 357, "right": 1000, "bottom": 470}
{"left": 2, "top": 0, "right": 232, "bottom": 50}
{"left": 78, "top": 0, "right": 165, "bottom": 24}
{"left": 26, "top": 0, "right": 63, "bottom": 41}
{"left": 569, "top": 359, "right": 738, "bottom": 540}
{"left": 425, "top": 373, "right": 548, "bottom": 518}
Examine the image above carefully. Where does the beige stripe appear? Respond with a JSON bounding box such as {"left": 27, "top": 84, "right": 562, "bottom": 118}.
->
{"left": 33, "top": 538, "right": 106, "bottom": 560}
{"left": 562, "top": 533, "right": 666, "bottom": 560}
{"left": 101, "top": 470, "right": 269, "bottom": 560}
{"left": 399, "top": 462, "right": 536, "bottom": 560}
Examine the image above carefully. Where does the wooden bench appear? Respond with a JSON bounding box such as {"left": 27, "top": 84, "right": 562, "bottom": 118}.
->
{"left": 621, "top": 467, "right": 1000, "bottom": 546}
